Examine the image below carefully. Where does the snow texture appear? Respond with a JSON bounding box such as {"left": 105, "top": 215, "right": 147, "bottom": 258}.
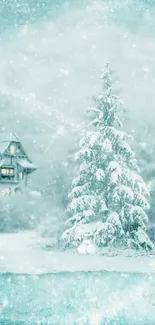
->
{"left": 77, "top": 240, "right": 96, "bottom": 255}
{"left": 0, "top": 232, "right": 155, "bottom": 274}
{"left": 1, "top": 233, "right": 155, "bottom": 325}
{"left": 62, "top": 65, "right": 152, "bottom": 250}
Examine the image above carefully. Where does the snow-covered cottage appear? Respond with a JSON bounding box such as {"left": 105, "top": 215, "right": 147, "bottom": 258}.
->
{"left": 0, "top": 131, "right": 36, "bottom": 195}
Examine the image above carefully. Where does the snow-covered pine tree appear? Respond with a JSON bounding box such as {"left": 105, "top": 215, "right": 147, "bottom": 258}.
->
{"left": 62, "top": 64, "right": 153, "bottom": 250}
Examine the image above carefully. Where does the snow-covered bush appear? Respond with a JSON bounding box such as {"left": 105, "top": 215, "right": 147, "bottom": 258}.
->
{"left": 62, "top": 64, "right": 153, "bottom": 250}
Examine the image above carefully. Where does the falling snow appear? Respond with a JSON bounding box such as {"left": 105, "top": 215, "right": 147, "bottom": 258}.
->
{"left": 0, "top": 0, "right": 155, "bottom": 324}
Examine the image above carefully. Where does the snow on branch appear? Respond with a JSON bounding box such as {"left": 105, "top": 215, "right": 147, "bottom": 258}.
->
{"left": 62, "top": 64, "right": 153, "bottom": 250}
{"left": 68, "top": 195, "right": 97, "bottom": 213}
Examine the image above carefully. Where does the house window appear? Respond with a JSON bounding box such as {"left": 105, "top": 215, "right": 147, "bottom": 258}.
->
{"left": 19, "top": 172, "right": 24, "bottom": 180}
{"left": 1, "top": 168, "right": 7, "bottom": 175}
{"left": 1, "top": 168, "right": 14, "bottom": 179}
{"left": 10, "top": 145, "right": 15, "bottom": 155}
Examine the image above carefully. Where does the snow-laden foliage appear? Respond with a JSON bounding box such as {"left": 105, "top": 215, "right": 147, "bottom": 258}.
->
{"left": 62, "top": 64, "right": 153, "bottom": 250}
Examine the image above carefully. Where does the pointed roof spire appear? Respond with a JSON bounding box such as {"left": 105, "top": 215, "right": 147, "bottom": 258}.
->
{"left": 9, "top": 131, "right": 20, "bottom": 142}
{"left": 0, "top": 130, "right": 20, "bottom": 142}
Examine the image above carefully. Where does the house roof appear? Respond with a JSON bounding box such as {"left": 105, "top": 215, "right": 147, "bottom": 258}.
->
{"left": 0, "top": 142, "right": 10, "bottom": 154}
{"left": 0, "top": 131, "right": 19, "bottom": 143}
{"left": 17, "top": 159, "right": 36, "bottom": 170}
{"left": 0, "top": 160, "right": 4, "bottom": 167}
{"left": 0, "top": 132, "right": 37, "bottom": 172}
{"left": 0, "top": 131, "right": 27, "bottom": 157}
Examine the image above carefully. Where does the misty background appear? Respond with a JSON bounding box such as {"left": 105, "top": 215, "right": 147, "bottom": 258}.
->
{"left": 0, "top": 0, "right": 155, "bottom": 241}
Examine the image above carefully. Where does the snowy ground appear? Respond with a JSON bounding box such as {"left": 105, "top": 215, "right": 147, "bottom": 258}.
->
{"left": 0, "top": 231, "right": 155, "bottom": 274}
{"left": 1, "top": 232, "right": 155, "bottom": 324}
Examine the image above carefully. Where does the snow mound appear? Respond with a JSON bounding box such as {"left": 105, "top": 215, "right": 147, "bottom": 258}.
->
{"left": 77, "top": 240, "right": 97, "bottom": 255}
{"left": 0, "top": 232, "right": 155, "bottom": 274}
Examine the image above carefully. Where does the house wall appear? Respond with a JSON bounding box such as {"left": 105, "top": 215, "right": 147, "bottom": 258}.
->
{"left": 0, "top": 139, "right": 36, "bottom": 195}
{"left": 0, "top": 156, "right": 27, "bottom": 195}
{"left": 0, "top": 183, "right": 25, "bottom": 196}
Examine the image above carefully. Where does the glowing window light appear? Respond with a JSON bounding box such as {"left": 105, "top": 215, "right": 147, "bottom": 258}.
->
{"left": 1, "top": 168, "right": 14, "bottom": 175}
{"left": 1, "top": 169, "right": 7, "bottom": 175}
{"left": 19, "top": 172, "right": 23, "bottom": 180}
{"left": 10, "top": 145, "right": 15, "bottom": 155}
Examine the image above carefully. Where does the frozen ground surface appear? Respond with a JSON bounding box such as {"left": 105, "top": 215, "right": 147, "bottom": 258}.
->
{"left": 0, "top": 270, "right": 155, "bottom": 325}
{"left": 0, "top": 231, "right": 155, "bottom": 274}
{"left": 0, "top": 232, "right": 155, "bottom": 324}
